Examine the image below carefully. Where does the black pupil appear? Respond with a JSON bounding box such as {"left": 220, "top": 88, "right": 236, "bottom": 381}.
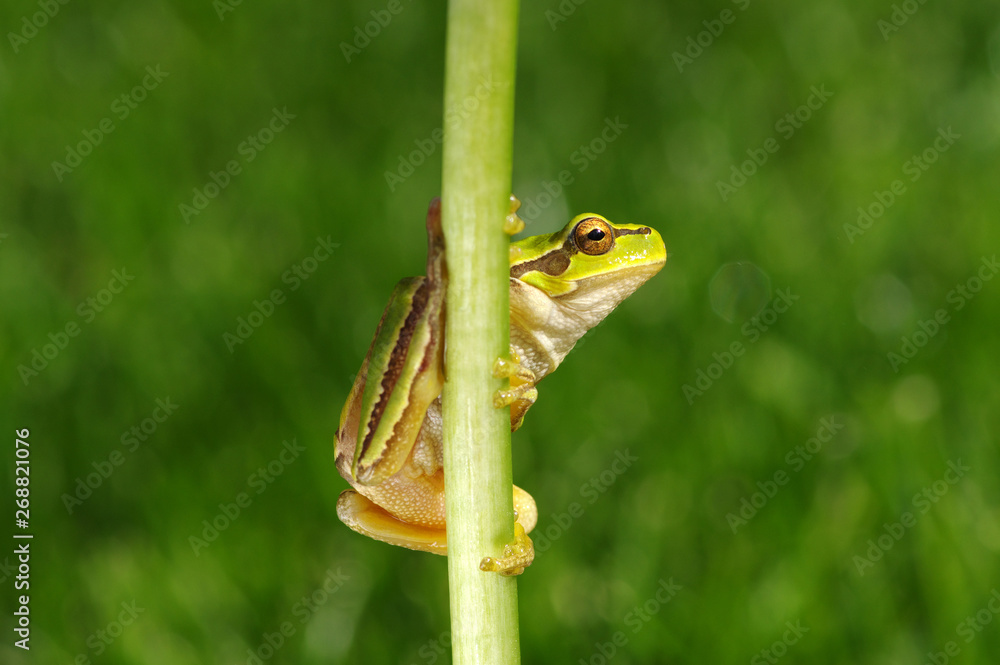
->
{"left": 587, "top": 228, "right": 606, "bottom": 241}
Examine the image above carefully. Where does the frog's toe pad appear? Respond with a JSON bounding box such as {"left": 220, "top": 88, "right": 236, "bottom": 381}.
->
{"left": 493, "top": 385, "right": 538, "bottom": 409}
{"left": 504, "top": 194, "right": 525, "bottom": 235}
{"left": 504, "top": 214, "right": 525, "bottom": 236}
{"left": 479, "top": 522, "right": 535, "bottom": 576}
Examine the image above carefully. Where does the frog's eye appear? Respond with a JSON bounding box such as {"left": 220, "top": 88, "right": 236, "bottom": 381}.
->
{"left": 573, "top": 218, "right": 615, "bottom": 256}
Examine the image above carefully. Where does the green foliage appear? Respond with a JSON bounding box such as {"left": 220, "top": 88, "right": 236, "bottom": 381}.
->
{"left": 2, "top": 1, "right": 999, "bottom": 663}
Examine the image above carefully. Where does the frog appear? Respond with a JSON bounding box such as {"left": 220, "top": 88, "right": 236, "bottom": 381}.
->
{"left": 334, "top": 197, "right": 666, "bottom": 575}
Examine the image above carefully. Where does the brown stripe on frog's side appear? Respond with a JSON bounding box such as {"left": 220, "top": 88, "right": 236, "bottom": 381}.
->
{"left": 357, "top": 279, "right": 431, "bottom": 461}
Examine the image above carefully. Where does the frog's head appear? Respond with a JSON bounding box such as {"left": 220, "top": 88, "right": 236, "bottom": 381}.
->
{"left": 510, "top": 213, "right": 666, "bottom": 321}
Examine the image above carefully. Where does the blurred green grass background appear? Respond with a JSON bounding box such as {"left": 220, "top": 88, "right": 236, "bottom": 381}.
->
{"left": 2, "top": 1, "right": 1000, "bottom": 663}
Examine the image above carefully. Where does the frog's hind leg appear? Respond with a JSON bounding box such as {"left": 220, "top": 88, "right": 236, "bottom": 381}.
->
{"left": 337, "top": 490, "right": 448, "bottom": 555}
{"left": 479, "top": 485, "right": 539, "bottom": 576}
{"left": 338, "top": 484, "right": 538, "bottom": 569}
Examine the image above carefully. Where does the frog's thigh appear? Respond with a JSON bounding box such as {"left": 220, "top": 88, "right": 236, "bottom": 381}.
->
{"left": 337, "top": 490, "right": 448, "bottom": 555}
{"left": 339, "top": 481, "right": 536, "bottom": 556}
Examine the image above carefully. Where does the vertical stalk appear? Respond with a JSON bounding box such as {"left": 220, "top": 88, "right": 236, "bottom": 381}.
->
{"left": 440, "top": 1, "right": 520, "bottom": 664}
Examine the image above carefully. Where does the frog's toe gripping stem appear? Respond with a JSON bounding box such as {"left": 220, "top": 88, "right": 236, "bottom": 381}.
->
{"left": 504, "top": 194, "right": 525, "bottom": 236}
{"left": 479, "top": 521, "right": 535, "bottom": 577}
{"left": 492, "top": 350, "right": 537, "bottom": 407}
{"left": 492, "top": 349, "right": 539, "bottom": 430}
{"left": 479, "top": 492, "right": 537, "bottom": 576}
{"left": 492, "top": 354, "right": 535, "bottom": 382}
{"left": 493, "top": 385, "right": 538, "bottom": 410}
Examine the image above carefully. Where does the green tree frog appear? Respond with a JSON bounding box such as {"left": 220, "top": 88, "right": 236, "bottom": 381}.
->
{"left": 335, "top": 198, "right": 666, "bottom": 575}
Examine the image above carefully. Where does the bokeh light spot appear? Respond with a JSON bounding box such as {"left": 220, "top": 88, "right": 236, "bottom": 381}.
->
{"left": 892, "top": 374, "right": 940, "bottom": 423}
{"left": 855, "top": 274, "right": 914, "bottom": 335}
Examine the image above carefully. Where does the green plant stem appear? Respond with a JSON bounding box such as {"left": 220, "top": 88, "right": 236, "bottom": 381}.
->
{"left": 440, "top": 0, "right": 520, "bottom": 664}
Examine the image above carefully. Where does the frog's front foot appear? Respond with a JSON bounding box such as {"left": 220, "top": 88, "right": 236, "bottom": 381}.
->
{"left": 492, "top": 350, "right": 537, "bottom": 409}
{"left": 479, "top": 520, "right": 535, "bottom": 576}
{"left": 504, "top": 194, "right": 525, "bottom": 236}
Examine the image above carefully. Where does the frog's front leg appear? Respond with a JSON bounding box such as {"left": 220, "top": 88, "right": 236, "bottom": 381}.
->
{"left": 493, "top": 347, "right": 539, "bottom": 431}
